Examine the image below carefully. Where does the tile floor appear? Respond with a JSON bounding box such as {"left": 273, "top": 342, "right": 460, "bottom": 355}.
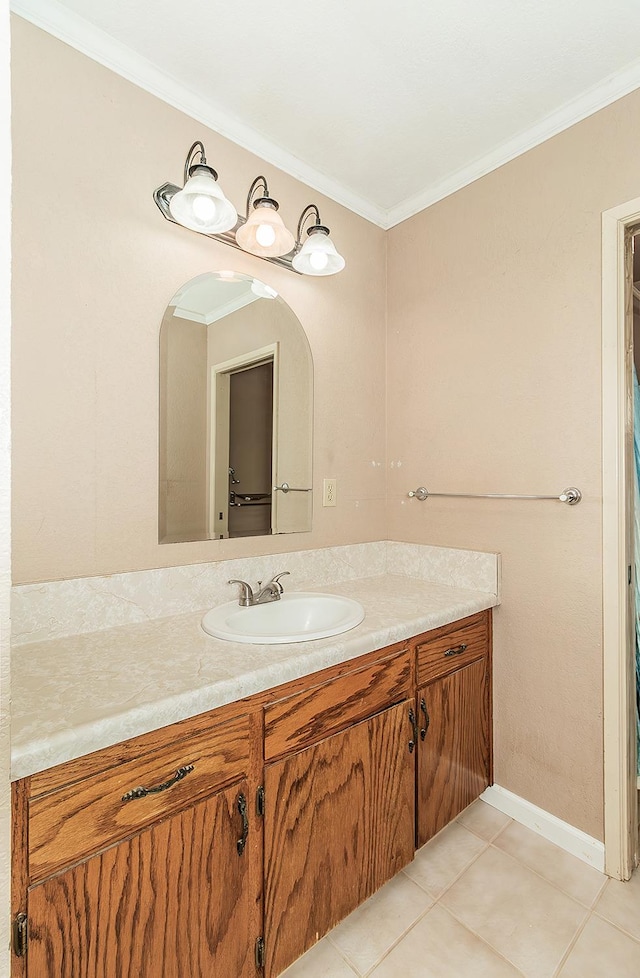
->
{"left": 281, "top": 800, "right": 640, "bottom": 978}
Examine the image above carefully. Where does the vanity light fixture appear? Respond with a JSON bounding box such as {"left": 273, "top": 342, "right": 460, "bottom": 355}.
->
{"left": 292, "top": 204, "right": 346, "bottom": 276}
{"left": 167, "top": 141, "right": 237, "bottom": 234}
{"left": 235, "top": 176, "right": 295, "bottom": 258}
{"left": 154, "top": 140, "right": 346, "bottom": 277}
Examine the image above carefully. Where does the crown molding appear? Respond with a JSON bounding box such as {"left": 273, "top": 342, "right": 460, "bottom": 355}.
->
{"left": 10, "top": 0, "right": 389, "bottom": 227}
{"left": 11, "top": 0, "right": 640, "bottom": 232}
{"left": 383, "top": 56, "right": 640, "bottom": 229}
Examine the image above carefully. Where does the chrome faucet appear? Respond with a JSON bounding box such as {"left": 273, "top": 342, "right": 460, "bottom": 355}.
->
{"left": 228, "top": 572, "right": 290, "bottom": 607}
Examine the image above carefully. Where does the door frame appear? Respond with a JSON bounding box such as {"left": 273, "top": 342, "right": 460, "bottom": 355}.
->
{"left": 602, "top": 196, "right": 640, "bottom": 880}
{"left": 208, "top": 343, "right": 279, "bottom": 539}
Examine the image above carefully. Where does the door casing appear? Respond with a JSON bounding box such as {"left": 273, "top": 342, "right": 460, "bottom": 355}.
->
{"left": 602, "top": 196, "right": 640, "bottom": 879}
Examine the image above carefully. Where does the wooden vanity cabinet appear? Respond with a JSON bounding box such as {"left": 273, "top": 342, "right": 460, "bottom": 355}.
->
{"left": 415, "top": 612, "right": 492, "bottom": 847}
{"left": 262, "top": 649, "right": 415, "bottom": 978}
{"left": 11, "top": 611, "right": 493, "bottom": 977}
{"left": 13, "top": 709, "right": 263, "bottom": 978}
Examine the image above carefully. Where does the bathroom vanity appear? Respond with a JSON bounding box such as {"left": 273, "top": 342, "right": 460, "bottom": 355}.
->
{"left": 10, "top": 597, "right": 492, "bottom": 977}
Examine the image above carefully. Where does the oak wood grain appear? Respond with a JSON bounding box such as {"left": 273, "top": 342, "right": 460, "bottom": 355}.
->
{"left": 417, "top": 657, "right": 490, "bottom": 846}
{"left": 412, "top": 610, "right": 489, "bottom": 647}
{"left": 27, "top": 782, "right": 256, "bottom": 978}
{"left": 264, "top": 650, "right": 411, "bottom": 760}
{"left": 29, "top": 701, "right": 261, "bottom": 799}
{"left": 29, "top": 713, "right": 251, "bottom": 882}
{"left": 11, "top": 780, "right": 29, "bottom": 978}
{"left": 416, "top": 613, "right": 489, "bottom": 685}
{"left": 264, "top": 700, "right": 415, "bottom": 977}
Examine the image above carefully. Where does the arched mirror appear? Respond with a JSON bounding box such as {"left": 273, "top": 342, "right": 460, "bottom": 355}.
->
{"left": 159, "top": 272, "right": 313, "bottom": 543}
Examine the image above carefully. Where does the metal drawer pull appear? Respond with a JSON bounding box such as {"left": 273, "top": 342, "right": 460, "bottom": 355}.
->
{"left": 237, "top": 793, "right": 249, "bottom": 855}
{"left": 121, "top": 764, "right": 195, "bottom": 802}
{"left": 444, "top": 643, "right": 467, "bottom": 658}
{"left": 420, "top": 698, "right": 430, "bottom": 740}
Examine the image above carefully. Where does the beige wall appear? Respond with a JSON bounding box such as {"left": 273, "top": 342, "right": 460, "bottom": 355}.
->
{"left": 159, "top": 314, "right": 207, "bottom": 541}
{"left": 10, "top": 16, "right": 387, "bottom": 583}
{"left": 387, "top": 86, "right": 640, "bottom": 840}
{"left": 11, "top": 14, "right": 640, "bottom": 842}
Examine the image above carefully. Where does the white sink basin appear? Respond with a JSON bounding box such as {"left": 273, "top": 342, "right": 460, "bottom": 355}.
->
{"left": 201, "top": 592, "right": 365, "bottom": 644}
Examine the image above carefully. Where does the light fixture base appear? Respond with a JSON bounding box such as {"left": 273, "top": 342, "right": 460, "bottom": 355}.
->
{"left": 153, "top": 183, "right": 302, "bottom": 275}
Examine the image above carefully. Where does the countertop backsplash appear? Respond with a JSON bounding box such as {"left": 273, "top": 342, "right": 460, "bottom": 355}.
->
{"left": 11, "top": 540, "right": 500, "bottom": 646}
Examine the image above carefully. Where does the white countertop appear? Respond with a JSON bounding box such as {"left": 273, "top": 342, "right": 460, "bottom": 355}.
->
{"left": 11, "top": 574, "right": 498, "bottom": 780}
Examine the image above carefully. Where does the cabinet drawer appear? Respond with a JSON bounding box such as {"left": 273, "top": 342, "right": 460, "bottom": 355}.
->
{"left": 417, "top": 614, "right": 489, "bottom": 685}
{"left": 29, "top": 712, "right": 251, "bottom": 883}
{"left": 264, "top": 650, "right": 411, "bottom": 760}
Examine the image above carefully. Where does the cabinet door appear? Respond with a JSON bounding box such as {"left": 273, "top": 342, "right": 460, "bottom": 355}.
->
{"left": 26, "top": 781, "right": 256, "bottom": 978}
{"left": 417, "top": 657, "right": 489, "bottom": 847}
{"left": 264, "top": 700, "right": 415, "bottom": 977}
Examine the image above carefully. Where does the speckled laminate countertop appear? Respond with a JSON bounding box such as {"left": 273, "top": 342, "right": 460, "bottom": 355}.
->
{"left": 11, "top": 574, "right": 499, "bottom": 780}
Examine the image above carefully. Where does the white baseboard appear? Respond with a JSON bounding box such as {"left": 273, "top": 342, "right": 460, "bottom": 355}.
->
{"left": 481, "top": 784, "right": 606, "bottom": 873}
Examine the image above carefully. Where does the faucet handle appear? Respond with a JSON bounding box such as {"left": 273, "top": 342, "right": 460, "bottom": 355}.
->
{"left": 228, "top": 579, "right": 254, "bottom": 607}
{"left": 268, "top": 571, "right": 290, "bottom": 593}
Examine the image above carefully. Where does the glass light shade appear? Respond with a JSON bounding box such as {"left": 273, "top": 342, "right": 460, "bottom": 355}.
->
{"left": 236, "top": 202, "right": 295, "bottom": 258}
{"left": 169, "top": 165, "right": 237, "bottom": 234}
{"left": 292, "top": 228, "right": 346, "bottom": 276}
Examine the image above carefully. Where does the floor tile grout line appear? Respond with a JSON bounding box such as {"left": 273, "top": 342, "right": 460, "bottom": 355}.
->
{"left": 308, "top": 935, "right": 361, "bottom": 978}
{"left": 431, "top": 842, "right": 591, "bottom": 977}
{"left": 591, "top": 908, "right": 640, "bottom": 946}
{"left": 484, "top": 838, "right": 607, "bottom": 911}
{"left": 432, "top": 901, "right": 529, "bottom": 977}
{"left": 455, "top": 812, "right": 514, "bottom": 846}
{"left": 327, "top": 900, "right": 436, "bottom": 978}
{"left": 458, "top": 806, "right": 609, "bottom": 908}
{"left": 320, "top": 818, "right": 507, "bottom": 978}
{"left": 550, "top": 907, "right": 594, "bottom": 977}
{"left": 362, "top": 903, "right": 437, "bottom": 977}
{"left": 402, "top": 836, "right": 492, "bottom": 902}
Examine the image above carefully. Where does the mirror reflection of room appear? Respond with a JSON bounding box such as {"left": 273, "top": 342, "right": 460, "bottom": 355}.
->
{"left": 159, "top": 272, "right": 313, "bottom": 544}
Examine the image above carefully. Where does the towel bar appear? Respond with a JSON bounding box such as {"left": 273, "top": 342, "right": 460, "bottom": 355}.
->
{"left": 407, "top": 487, "right": 582, "bottom": 505}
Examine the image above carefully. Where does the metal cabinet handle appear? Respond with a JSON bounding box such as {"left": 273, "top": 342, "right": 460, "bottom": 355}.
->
{"left": 408, "top": 707, "right": 418, "bottom": 753}
{"left": 236, "top": 793, "right": 249, "bottom": 855}
{"left": 122, "top": 764, "right": 195, "bottom": 802}
{"left": 12, "top": 913, "right": 27, "bottom": 958}
{"left": 420, "top": 698, "right": 430, "bottom": 740}
{"left": 444, "top": 643, "right": 467, "bottom": 657}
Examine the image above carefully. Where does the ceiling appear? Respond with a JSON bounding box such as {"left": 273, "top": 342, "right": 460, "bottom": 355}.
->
{"left": 12, "top": 0, "right": 640, "bottom": 228}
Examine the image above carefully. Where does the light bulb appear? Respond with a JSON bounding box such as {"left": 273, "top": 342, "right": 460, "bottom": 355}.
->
{"left": 309, "top": 250, "right": 329, "bottom": 271}
{"left": 191, "top": 194, "right": 217, "bottom": 222}
{"left": 255, "top": 223, "right": 277, "bottom": 248}
{"left": 169, "top": 160, "right": 237, "bottom": 234}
